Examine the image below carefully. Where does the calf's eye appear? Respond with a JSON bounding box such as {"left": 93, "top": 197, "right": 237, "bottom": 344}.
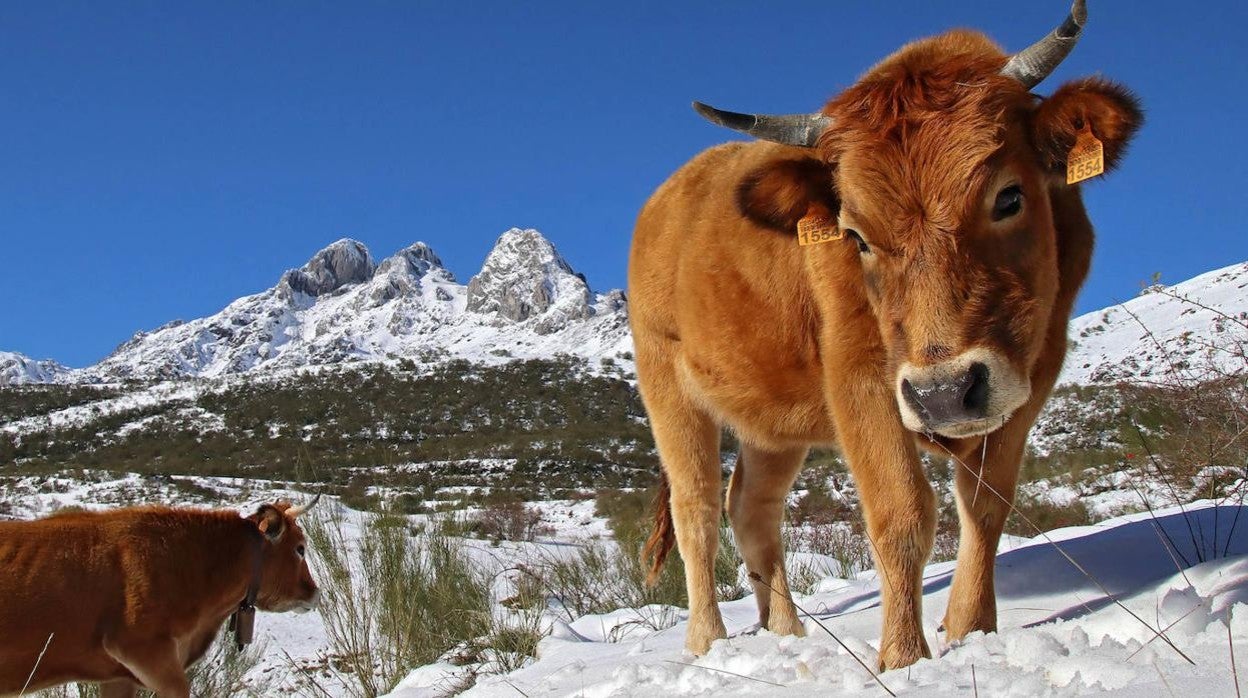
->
{"left": 845, "top": 229, "right": 870, "bottom": 254}
{"left": 992, "top": 185, "right": 1023, "bottom": 221}
{"left": 296, "top": 544, "right": 306, "bottom": 558}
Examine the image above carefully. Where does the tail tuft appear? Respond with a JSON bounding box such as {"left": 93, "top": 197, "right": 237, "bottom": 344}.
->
{"left": 641, "top": 472, "right": 675, "bottom": 587}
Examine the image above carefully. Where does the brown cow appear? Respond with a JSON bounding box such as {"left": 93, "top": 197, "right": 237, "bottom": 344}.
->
{"left": 630, "top": 0, "right": 1140, "bottom": 669}
{"left": 0, "top": 498, "right": 321, "bottom": 697}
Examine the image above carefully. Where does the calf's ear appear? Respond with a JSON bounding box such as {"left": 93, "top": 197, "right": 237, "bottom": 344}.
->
{"left": 1032, "top": 77, "right": 1143, "bottom": 178}
{"left": 736, "top": 157, "right": 838, "bottom": 232}
{"left": 252, "top": 504, "right": 287, "bottom": 542}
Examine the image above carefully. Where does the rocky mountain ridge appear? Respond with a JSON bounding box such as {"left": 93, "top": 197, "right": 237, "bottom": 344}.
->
{"left": 0, "top": 352, "right": 71, "bottom": 386}
{"left": 1, "top": 229, "right": 631, "bottom": 384}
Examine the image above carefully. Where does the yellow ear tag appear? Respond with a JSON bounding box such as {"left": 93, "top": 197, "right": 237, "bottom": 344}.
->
{"left": 796, "top": 213, "right": 843, "bottom": 247}
{"left": 1066, "top": 123, "right": 1105, "bottom": 184}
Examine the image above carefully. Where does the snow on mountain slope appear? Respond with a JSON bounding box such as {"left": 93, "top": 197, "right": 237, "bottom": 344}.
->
{"left": 65, "top": 229, "right": 631, "bottom": 382}
{"left": 1061, "top": 261, "right": 1248, "bottom": 386}
{"left": 0, "top": 351, "right": 71, "bottom": 386}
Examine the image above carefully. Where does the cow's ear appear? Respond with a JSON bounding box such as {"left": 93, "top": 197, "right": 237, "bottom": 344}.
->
{"left": 254, "top": 504, "right": 287, "bottom": 542}
{"left": 736, "top": 157, "right": 839, "bottom": 232}
{"left": 1033, "top": 78, "right": 1142, "bottom": 178}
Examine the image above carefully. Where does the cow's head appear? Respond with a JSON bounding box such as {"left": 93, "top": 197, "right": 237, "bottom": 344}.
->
{"left": 249, "top": 495, "right": 321, "bottom": 612}
{"left": 706, "top": 0, "right": 1140, "bottom": 438}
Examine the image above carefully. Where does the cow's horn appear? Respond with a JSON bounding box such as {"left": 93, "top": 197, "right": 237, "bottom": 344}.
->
{"left": 1000, "top": 0, "right": 1087, "bottom": 88}
{"left": 692, "top": 101, "right": 833, "bottom": 148}
{"left": 288, "top": 492, "right": 321, "bottom": 518}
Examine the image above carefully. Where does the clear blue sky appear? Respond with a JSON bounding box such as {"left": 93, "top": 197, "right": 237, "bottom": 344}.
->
{"left": 3, "top": 1, "right": 1245, "bottom": 367}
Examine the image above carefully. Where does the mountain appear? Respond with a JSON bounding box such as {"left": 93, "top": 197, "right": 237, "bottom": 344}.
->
{"left": 0, "top": 352, "right": 71, "bottom": 387}
{"left": 64, "top": 229, "right": 631, "bottom": 382}
{"left": 1060, "top": 261, "right": 1248, "bottom": 386}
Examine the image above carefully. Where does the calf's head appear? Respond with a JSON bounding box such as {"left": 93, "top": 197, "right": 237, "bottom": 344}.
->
{"left": 249, "top": 495, "right": 321, "bottom": 612}
{"left": 710, "top": 1, "right": 1140, "bottom": 438}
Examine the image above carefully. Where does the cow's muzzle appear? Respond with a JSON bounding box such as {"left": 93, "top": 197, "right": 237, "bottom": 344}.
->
{"left": 895, "top": 348, "right": 1030, "bottom": 438}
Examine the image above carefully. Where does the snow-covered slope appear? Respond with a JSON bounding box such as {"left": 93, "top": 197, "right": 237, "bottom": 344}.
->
{"left": 0, "top": 351, "right": 70, "bottom": 386}
{"left": 382, "top": 501, "right": 1248, "bottom": 697}
{"left": 59, "top": 229, "right": 630, "bottom": 382}
{"left": 1061, "top": 261, "right": 1248, "bottom": 386}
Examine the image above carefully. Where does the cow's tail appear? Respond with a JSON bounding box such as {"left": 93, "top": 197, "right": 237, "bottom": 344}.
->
{"left": 642, "top": 471, "right": 676, "bottom": 587}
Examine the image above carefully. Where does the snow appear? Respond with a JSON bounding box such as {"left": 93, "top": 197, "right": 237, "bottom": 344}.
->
{"left": 0, "top": 350, "right": 71, "bottom": 386}
{"left": 3, "top": 468, "right": 1245, "bottom": 697}
{"left": 389, "top": 501, "right": 1248, "bottom": 698}
{"left": 1061, "top": 261, "right": 1248, "bottom": 386}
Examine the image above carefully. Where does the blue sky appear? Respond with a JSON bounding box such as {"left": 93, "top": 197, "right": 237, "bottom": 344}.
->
{"left": 3, "top": 1, "right": 1245, "bottom": 367}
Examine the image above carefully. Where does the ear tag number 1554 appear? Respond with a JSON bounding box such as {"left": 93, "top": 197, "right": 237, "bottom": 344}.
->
{"left": 1067, "top": 124, "right": 1105, "bottom": 185}
{"left": 797, "top": 214, "right": 843, "bottom": 247}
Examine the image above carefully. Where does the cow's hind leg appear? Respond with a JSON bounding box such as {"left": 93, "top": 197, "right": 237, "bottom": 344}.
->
{"left": 727, "top": 444, "right": 807, "bottom": 637}
{"left": 640, "top": 363, "right": 726, "bottom": 654}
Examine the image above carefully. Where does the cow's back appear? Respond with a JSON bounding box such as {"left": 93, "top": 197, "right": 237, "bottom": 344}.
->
{"left": 0, "top": 506, "right": 256, "bottom": 693}
{"left": 0, "top": 512, "right": 134, "bottom": 690}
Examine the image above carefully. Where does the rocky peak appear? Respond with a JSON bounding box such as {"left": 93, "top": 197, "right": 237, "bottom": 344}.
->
{"left": 280, "top": 239, "right": 375, "bottom": 299}
{"left": 466, "top": 228, "right": 592, "bottom": 331}
{"left": 368, "top": 242, "right": 458, "bottom": 305}
{"left": 0, "top": 351, "right": 71, "bottom": 386}
{"left": 376, "top": 242, "right": 453, "bottom": 282}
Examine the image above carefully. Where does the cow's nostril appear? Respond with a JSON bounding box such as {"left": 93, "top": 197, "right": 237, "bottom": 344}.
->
{"left": 900, "top": 378, "right": 925, "bottom": 418}
{"left": 962, "top": 362, "right": 990, "bottom": 414}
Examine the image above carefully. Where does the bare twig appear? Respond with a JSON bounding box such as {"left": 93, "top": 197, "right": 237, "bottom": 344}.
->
{"left": 662, "top": 659, "right": 786, "bottom": 687}
{"left": 1132, "top": 483, "right": 1194, "bottom": 578}
{"left": 1232, "top": 621, "right": 1243, "bottom": 698}
{"left": 1223, "top": 469, "right": 1247, "bottom": 559}
{"left": 1153, "top": 659, "right": 1177, "bottom": 698}
{"left": 1125, "top": 601, "right": 1207, "bottom": 662}
{"left": 501, "top": 677, "right": 532, "bottom": 697}
{"left": 1131, "top": 421, "right": 1202, "bottom": 561}
{"left": 931, "top": 440, "right": 1196, "bottom": 665}
{"left": 279, "top": 647, "right": 336, "bottom": 698}
{"left": 18, "top": 633, "right": 54, "bottom": 697}
{"left": 748, "top": 571, "right": 897, "bottom": 697}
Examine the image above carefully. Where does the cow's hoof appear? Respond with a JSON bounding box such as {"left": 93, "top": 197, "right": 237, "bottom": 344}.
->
{"left": 941, "top": 611, "right": 996, "bottom": 643}
{"left": 684, "top": 618, "right": 728, "bottom": 655}
{"left": 878, "top": 634, "right": 931, "bottom": 671}
{"left": 767, "top": 606, "right": 806, "bottom": 637}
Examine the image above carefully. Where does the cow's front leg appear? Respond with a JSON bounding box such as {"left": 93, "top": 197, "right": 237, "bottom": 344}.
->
{"left": 940, "top": 419, "right": 1029, "bottom": 641}
{"left": 106, "top": 635, "right": 190, "bottom": 698}
{"left": 828, "top": 372, "right": 936, "bottom": 670}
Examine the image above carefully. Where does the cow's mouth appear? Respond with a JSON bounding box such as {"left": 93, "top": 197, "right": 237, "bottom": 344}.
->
{"left": 925, "top": 415, "right": 1008, "bottom": 439}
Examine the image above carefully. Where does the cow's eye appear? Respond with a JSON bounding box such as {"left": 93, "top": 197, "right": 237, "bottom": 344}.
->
{"left": 992, "top": 185, "right": 1023, "bottom": 221}
{"left": 296, "top": 545, "right": 306, "bottom": 558}
{"left": 845, "top": 229, "right": 870, "bottom": 254}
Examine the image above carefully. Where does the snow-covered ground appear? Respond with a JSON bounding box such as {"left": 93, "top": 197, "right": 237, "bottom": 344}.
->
{"left": 6, "top": 472, "right": 1246, "bottom": 697}
{"left": 393, "top": 501, "right": 1248, "bottom": 697}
